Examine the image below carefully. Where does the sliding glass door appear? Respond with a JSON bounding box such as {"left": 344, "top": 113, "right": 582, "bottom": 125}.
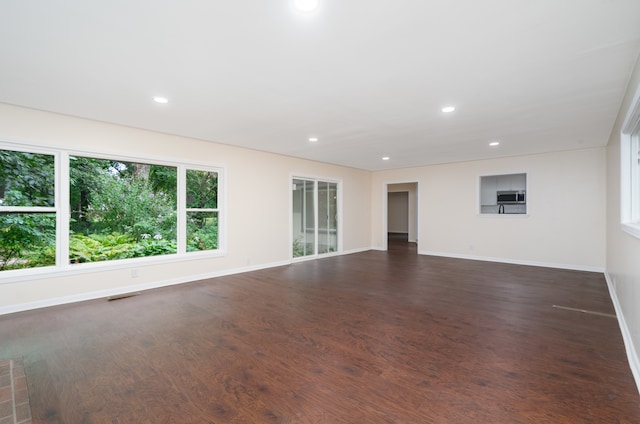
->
{"left": 292, "top": 178, "right": 339, "bottom": 258}
{"left": 292, "top": 179, "right": 315, "bottom": 257}
{"left": 317, "top": 181, "right": 338, "bottom": 254}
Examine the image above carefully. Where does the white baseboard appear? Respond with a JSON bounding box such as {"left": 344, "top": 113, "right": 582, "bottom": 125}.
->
{"left": 0, "top": 247, "right": 377, "bottom": 316}
{"left": 0, "top": 259, "right": 291, "bottom": 316}
{"left": 342, "top": 246, "right": 375, "bottom": 255}
{"left": 604, "top": 272, "right": 640, "bottom": 395}
{"left": 418, "top": 250, "right": 605, "bottom": 273}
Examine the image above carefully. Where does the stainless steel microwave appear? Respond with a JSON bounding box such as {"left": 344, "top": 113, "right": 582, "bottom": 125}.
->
{"left": 497, "top": 190, "right": 526, "bottom": 204}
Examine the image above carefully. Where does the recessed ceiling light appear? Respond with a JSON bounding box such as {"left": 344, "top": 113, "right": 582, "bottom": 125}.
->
{"left": 382, "top": 156, "right": 390, "bottom": 161}
{"left": 441, "top": 106, "right": 456, "bottom": 113}
{"left": 153, "top": 96, "right": 169, "bottom": 104}
{"left": 489, "top": 141, "right": 500, "bottom": 147}
{"left": 309, "top": 137, "right": 319, "bottom": 142}
{"left": 294, "top": 0, "right": 319, "bottom": 12}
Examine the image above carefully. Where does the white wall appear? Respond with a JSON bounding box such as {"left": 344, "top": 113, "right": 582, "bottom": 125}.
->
{"left": 0, "top": 99, "right": 616, "bottom": 313}
{"left": 372, "top": 148, "right": 606, "bottom": 271}
{"left": 388, "top": 192, "right": 409, "bottom": 233}
{"left": 0, "top": 103, "right": 372, "bottom": 313}
{"left": 606, "top": 56, "right": 640, "bottom": 385}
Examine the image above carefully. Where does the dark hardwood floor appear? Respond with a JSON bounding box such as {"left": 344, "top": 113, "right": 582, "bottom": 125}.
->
{"left": 1, "top": 241, "right": 639, "bottom": 423}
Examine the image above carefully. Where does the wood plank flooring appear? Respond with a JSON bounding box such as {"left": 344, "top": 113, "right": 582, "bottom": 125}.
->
{"left": 0, "top": 241, "right": 639, "bottom": 423}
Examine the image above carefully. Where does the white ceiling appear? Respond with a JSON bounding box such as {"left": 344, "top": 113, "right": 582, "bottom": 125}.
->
{"left": 1, "top": 1, "right": 640, "bottom": 171}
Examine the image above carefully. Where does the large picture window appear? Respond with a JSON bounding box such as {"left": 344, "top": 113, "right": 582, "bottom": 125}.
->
{"left": 0, "top": 144, "right": 224, "bottom": 275}
{"left": 69, "top": 156, "right": 178, "bottom": 263}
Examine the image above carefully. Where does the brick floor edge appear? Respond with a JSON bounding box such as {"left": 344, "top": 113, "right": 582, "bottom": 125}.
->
{"left": 0, "top": 358, "right": 32, "bottom": 424}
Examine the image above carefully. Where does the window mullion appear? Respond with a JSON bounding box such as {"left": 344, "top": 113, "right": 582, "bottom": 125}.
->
{"left": 58, "top": 152, "right": 70, "bottom": 269}
{"left": 177, "top": 166, "right": 187, "bottom": 254}
{"left": 185, "top": 208, "right": 219, "bottom": 212}
{"left": 0, "top": 206, "right": 56, "bottom": 213}
{"left": 630, "top": 135, "right": 639, "bottom": 222}
{"left": 314, "top": 180, "right": 319, "bottom": 256}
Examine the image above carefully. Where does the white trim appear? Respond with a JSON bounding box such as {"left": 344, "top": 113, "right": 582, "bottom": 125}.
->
{"left": 604, "top": 272, "right": 640, "bottom": 395}
{"left": 0, "top": 139, "right": 227, "bottom": 171}
{"left": 0, "top": 248, "right": 376, "bottom": 316}
{"left": 620, "top": 82, "right": 640, "bottom": 233}
{"left": 292, "top": 252, "right": 328, "bottom": 263}
{"left": 477, "top": 213, "right": 530, "bottom": 219}
{"left": 382, "top": 180, "right": 420, "bottom": 251}
{"left": 337, "top": 182, "right": 344, "bottom": 253}
{"left": 0, "top": 258, "right": 290, "bottom": 316}
{"left": 621, "top": 81, "right": 640, "bottom": 135}
{"left": 291, "top": 246, "right": 371, "bottom": 263}
{"left": 177, "top": 166, "right": 187, "bottom": 253}
{"left": 289, "top": 175, "right": 294, "bottom": 261}
{"left": 341, "top": 246, "right": 372, "bottom": 256}
{"left": 290, "top": 174, "right": 342, "bottom": 260}
{"left": 58, "top": 152, "right": 69, "bottom": 268}
{"left": 290, "top": 172, "right": 341, "bottom": 184}
{"left": 0, "top": 248, "right": 229, "bottom": 284}
{"left": 621, "top": 223, "right": 640, "bottom": 239}
{"left": 419, "top": 250, "right": 605, "bottom": 273}
{"left": 382, "top": 183, "right": 389, "bottom": 251}
{"left": 0, "top": 206, "right": 56, "bottom": 213}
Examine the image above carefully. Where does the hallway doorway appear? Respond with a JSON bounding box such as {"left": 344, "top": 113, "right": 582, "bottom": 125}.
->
{"left": 385, "top": 182, "right": 418, "bottom": 252}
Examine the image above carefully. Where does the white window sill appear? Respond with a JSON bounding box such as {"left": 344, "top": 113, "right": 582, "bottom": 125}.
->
{"left": 622, "top": 223, "right": 640, "bottom": 240}
{"left": 0, "top": 249, "right": 227, "bottom": 285}
{"left": 478, "top": 213, "right": 530, "bottom": 218}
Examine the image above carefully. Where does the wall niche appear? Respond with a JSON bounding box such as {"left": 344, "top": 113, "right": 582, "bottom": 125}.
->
{"left": 480, "top": 173, "right": 527, "bottom": 215}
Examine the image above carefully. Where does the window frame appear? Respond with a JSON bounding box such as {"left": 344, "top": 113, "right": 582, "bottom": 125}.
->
{"left": 620, "top": 84, "right": 640, "bottom": 239}
{"left": 183, "top": 166, "right": 222, "bottom": 255}
{"left": 0, "top": 141, "right": 226, "bottom": 282}
{"left": 0, "top": 145, "right": 60, "bottom": 270}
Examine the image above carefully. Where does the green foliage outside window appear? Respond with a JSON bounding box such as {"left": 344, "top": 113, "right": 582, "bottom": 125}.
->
{"left": 69, "top": 157, "right": 179, "bottom": 263}
{"left": 0, "top": 150, "right": 55, "bottom": 207}
{"left": 187, "top": 212, "right": 218, "bottom": 252}
{"left": 0, "top": 212, "right": 56, "bottom": 270}
{"left": 1, "top": 148, "right": 221, "bottom": 272}
{"left": 186, "top": 170, "right": 218, "bottom": 251}
{"left": 0, "top": 150, "right": 56, "bottom": 270}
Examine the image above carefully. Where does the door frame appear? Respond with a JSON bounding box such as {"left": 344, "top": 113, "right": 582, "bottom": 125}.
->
{"left": 383, "top": 181, "right": 419, "bottom": 251}
{"left": 290, "top": 174, "right": 343, "bottom": 262}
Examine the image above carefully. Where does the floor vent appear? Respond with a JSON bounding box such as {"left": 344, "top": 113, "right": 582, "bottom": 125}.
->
{"left": 552, "top": 304, "right": 616, "bottom": 319}
{"left": 107, "top": 292, "right": 141, "bottom": 301}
